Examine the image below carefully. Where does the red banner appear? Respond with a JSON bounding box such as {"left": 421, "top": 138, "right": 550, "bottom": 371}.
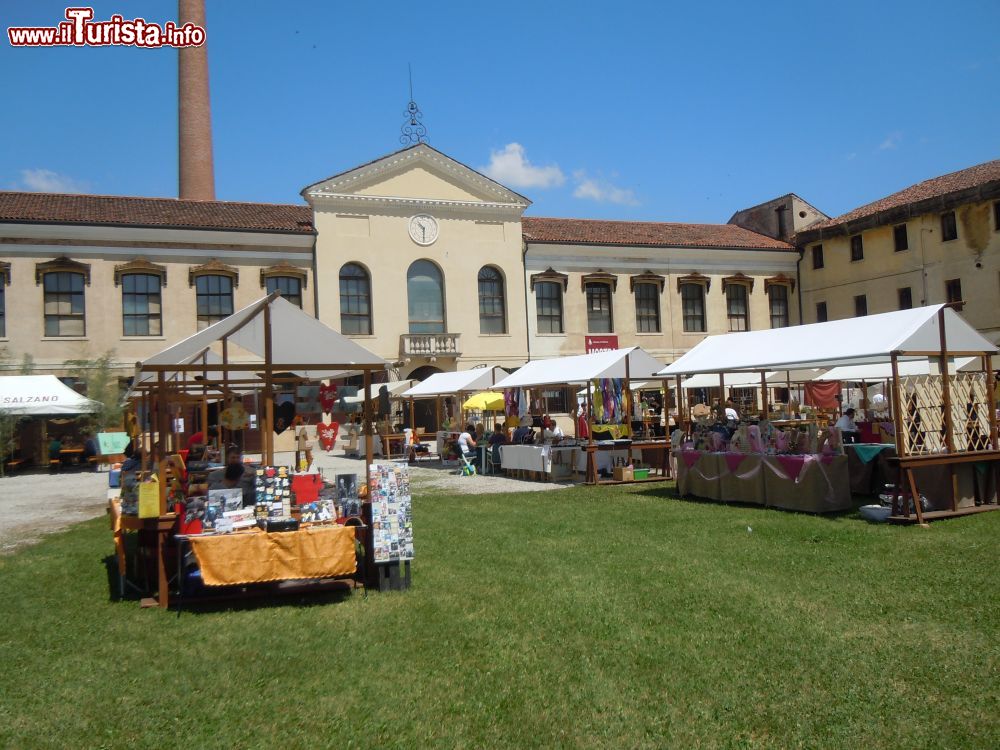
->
{"left": 585, "top": 335, "right": 619, "bottom": 353}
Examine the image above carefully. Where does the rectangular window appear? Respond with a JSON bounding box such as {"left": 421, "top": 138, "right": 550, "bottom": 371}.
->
{"left": 945, "top": 278, "right": 963, "bottom": 310}
{"left": 854, "top": 294, "right": 868, "bottom": 317}
{"left": 812, "top": 244, "right": 824, "bottom": 269}
{"left": 634, "top": 283, "right": 661, "bottom": 333}
{"left": 43, "top": 271, "right": 86, "bottom": 336}
{"left": 195, "top": 274, "right": 234, "bottom": 330}
{"left": 815, "top": 301, "right": 828, "bottom": 323}
{"left": 541, "top": 388, "right": 571, "bottom": 414}
{"left": 941, "top": 210, "right": 958, "bottom": 241}
{"left": 121, "top": 273, "right": 162, "bottom": 336}
{"left": 726, "top": 284, "right": 749, "bottom": 332}
{"left": 477, "top": 268, "right": 507, "bottom": 334}
{"left": 265, "top": 276, "right": 303, "bottom": 308}
{"left": 897, "top": 287, "right": 912, "bottom": 310}
{"left": 681, "top": 283, "right": 706, "bottom": 333}
{"left": 994, "top": 201, "right": 1000, "bottom": 231}
{"left": 768, "top": 285, "right": 789, "bottom": 328}
{"left": 850, "top": 235, "right": 864, "bottom": 261}
{"left": 894, "top": 224, "right": 909, "bottom": 251}
{"left": 535, "top": 281, "right": 563, "bottom": 334}
{"left": 585, "top": 282, "right": 613, "bottom": 333}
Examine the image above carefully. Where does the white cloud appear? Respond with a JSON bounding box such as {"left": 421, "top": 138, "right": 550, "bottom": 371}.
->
{"left": 572, "top": 172, "right": 639, "bottom": 206}
{"left": 18, "top": 168, "right": 89, "bottom": 193}
{"left": 878, "top": 132, "right": 902, "bottom": 151}
{"left": 481, "top": 143, "right": 565, "bottom": 189}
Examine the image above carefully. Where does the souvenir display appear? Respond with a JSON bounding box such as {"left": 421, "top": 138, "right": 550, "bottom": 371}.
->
{"left": 299, "top": 498, "right": 335, "bottom": 523}
{"left": 336, "top": 473, "right": 360, "bottom": 517}
{"left": 316, "top": 421, "right": 339, "bottom": 452}
{"left": 219, "top": 398, "right": 250, "bottom": 431}
{"left": 319, "top": 382, "right": 338, "bottom": 413}
{"left": 368, "top": 462, "right": 414, "bottom": 563}
{"left": 295, "top": 385, "right": 322, "bottom": 423}
{"left": 208, "top": 487, "right": 243, "bottom": 512}
{"left": 254, "top": 466, "right": 292, "bottom": 520}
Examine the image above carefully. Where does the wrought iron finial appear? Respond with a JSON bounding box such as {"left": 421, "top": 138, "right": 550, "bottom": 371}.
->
{"left": 400, "top": 64, "right": 428, "bottom": 145}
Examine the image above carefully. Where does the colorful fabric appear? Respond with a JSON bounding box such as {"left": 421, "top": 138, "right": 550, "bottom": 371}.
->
{"left": 188, "top": 525, "right": 356, "bottom": 587}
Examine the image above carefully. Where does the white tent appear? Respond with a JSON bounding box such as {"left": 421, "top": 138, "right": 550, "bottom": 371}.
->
{"left": 140, "top": 294, "right": 387, "bottom": 380}
{"left": 401, "top": 367, "right": 505, "bottom": 398}
{"left": 0, "top": 375, "right": 101, "bottom": 416}
{"left": 342, "top": 380, "right": 415, "bottom": 404}
{"left": 813, "top": 357, "right": 978, "bottom": 382}
{"left": 494, "top": 347, "right": 665, "bottom": 389}
{"left": 659, "top": 305, "right": 997, "bottom": 376}
{"left": 681, "top": 372, "right": 773, "bottom": 389}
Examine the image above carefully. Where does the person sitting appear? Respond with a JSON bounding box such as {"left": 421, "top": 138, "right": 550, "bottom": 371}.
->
{"left": 542, "top": 416, "right": 564, "bottom": 444}
{"left": 488, "top": 423, "right": 509, "bottom": 447}
{"left": 187, "top": 425, "right": 218, "bottom": 451}
{"left": 82, "top": 433, "right": 99, "bottom": 463}
{"left": 48, "top": 436, "right": 62, "bottom": 462}
{"left": 512, "top": 424, "right": 535, "bottom": 444}
{"left": 457, "top": 423, "right": 478, "bottom": 465}
{"left": 224, "top": 444, "right": 243, "bottom": 467}
{"left": 121, "top": 444, "right": 143, "bottom": 473}
{"left": 834, "top": 408, "right": 860, "bottom": 444}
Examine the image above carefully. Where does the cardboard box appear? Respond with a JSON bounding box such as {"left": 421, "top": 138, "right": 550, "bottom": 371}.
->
{"left": 613, "top": 466, "right": 634, "bottom": 482}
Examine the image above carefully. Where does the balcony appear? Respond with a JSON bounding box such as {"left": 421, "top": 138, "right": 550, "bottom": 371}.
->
{"left": 400, "top": 333, "right": 461, "bottom": 359}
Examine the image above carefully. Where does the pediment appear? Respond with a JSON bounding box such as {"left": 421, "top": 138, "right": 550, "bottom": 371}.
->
{"left": 302, "top": 143, "right": 530, "bottom": 210}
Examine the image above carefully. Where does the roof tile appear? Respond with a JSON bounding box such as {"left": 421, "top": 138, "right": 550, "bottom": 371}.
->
{"left": 522, "top": 216, "right": 794, "bottom": 250}
{"left": 0, "top": 191, "right": 314, "bottom": 233}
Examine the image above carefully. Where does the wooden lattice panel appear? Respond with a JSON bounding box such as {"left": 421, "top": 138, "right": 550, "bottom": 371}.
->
{"left": 899, "top": 373, "right": 992, "bottom": 455}
{"left": 951, "top": 372, "right": 992, "bottom": 452}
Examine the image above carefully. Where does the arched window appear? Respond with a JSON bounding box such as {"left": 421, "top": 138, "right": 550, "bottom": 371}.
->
{"left": 407, "top": 260, "right": 445, "bottom": 334}
{"left": 122, "top": 273, "right": 163, "bottom": 336}
{"left": 339, "top": 263, "right": 372, "bottom": 335}
{"left": 585, "top": 282, "right": 614, "bottom": 333}
{"left": 477, "top": 266, "right": 506, "bottom": 334}
{"left": 194, "top": 275, "right": 234, "bottom": 330}
{"left": 43, "top": 271, "right": 87, "bottom": 336}
{"left": 680, "top": 283, "right": 706, "bottom": 333}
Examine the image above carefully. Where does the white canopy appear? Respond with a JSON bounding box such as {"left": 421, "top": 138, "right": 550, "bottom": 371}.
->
{"left": 494, "top": 347, "right": 665, "bottom": 389}
{"left": 659, "top": 305, "right": 997, "bottom": 376}
{"left": 0, "top": 375, "right": 101, "bottom": 416}
{"left": 681, "top": 372, "right": 773, "bottom": 390}
{"left": 342, "top": 380, "right": 415, "bottom": 404}
{"left": 401, "top": 367, "right": 505, "bottom": 398}
{"left": 814, "top": 357, "right": 978, "bottom": 382}
{"left": 765, "top": 368, "right": 825, "bottom": 384}
{"left": 140, "top": 294, "right": 386, "bottom": 380}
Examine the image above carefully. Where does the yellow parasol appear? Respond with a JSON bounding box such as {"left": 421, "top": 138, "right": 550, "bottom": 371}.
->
{"left": 462, "top": 391, "right": 505, "bottom": 411}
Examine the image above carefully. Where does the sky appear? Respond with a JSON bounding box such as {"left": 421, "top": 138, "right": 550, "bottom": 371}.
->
{"left": 3, "top": 0, "right": 1000, "bottom": 223}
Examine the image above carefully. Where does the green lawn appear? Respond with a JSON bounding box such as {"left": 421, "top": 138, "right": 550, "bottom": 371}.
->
{"left": 1, "top": 483, "right": 998, "bottom": 749}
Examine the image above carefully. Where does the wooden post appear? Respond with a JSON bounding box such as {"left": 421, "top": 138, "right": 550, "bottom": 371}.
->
{"left": 936, "top": 308, "right": 958, "bottom": 512}
{"left": 890, "top": 355, "right": 905, "bottom": 457}
{"left": 586, "top": 380, "right": 595, "bottom": 484}
{"left": 760, "top": 371, "right": 769, "bottom": 420}
{"left": 363, "top": 368, "right": 374, "bottom": 470}
{"left": 675, "top": 375, "right": 684, "bottom": 434}
{"left": 262, "top": 306, "right": 276, "bottom": 466}
{"left": 985, "top": 354, "right": 998, "bottom": 451}
{"left": 718, "top": 372, "right": 725, "bottom": 415}
{"left": 861, "top": 378, "right": 869, "bottom": 419}
{"left": 624, "top": 353, "right": 632, "bottom": 438}
{"left": 435, "top": 396, "right": 441, "bottom": 432}
{"left": 409, "top": 397, "right": 415, "bottom": 432}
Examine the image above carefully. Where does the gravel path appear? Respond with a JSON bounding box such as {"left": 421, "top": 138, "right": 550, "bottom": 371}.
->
{"left": 0, "top": 451, "right": 571, "bottom": 553}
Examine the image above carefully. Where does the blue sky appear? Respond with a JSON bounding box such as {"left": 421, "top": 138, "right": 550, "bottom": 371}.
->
{"left": 3, "top": 0, "right": 999, "bottom": 222}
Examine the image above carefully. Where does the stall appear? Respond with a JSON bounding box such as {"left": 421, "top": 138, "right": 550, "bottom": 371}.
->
{"left": 661, "top": 305, "right": 1000, "bottom": 518}
{"left": 0, "top": 375, "right": 101, "bottom": 471}
{"left": 121, "top": 293, "right": 389, "bottom": 608}
{"left": 493, "top": 347, "right": 669, "bottom": 484}
{"left": 400, "top": 367, "right": 506, "bottom": 459}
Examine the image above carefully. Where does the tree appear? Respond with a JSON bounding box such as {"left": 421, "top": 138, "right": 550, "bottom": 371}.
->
{"left": 62, "top": 350, "right": 125, "bottom": 433}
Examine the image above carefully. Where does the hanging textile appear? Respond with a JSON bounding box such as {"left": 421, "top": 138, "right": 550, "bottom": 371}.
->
{"left": 805, "top": 381, "right": 841, "bottom": 409}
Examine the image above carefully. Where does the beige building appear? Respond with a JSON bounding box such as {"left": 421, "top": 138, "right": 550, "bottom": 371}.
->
{"left": 794, "top": 160, "right": 1000, "bottom": 350}
{"left": 0, "top": 193, "right": 315, "bottom": 383}
{"left": 301, "top": 144, "right": 531, "bottom": 381}
{"left": 522, "top": 217, "right": 800, "bottom": 365}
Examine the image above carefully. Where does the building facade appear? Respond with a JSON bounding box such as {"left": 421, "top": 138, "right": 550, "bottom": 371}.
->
{"left": 793, "top": 160, "right": 1000, "bottom": 349}
{"left": 0, "top": 193, "right": 315, "bottom": 383}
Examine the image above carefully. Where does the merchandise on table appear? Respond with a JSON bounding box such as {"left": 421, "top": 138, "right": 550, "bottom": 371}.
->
{"left": 368, "top": 462, "right": 414, "bottom": 563}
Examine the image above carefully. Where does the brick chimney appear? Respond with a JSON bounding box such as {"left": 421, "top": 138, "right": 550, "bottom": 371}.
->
{"left": 178, "top": 0, "right": 215, "bottom": 200}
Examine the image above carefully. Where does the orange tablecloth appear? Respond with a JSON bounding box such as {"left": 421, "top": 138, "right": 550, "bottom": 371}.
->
{"left": 188, "top": 525, "right": 356, "bottom": 586}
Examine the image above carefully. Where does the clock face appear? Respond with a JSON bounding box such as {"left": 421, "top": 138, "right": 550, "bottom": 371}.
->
{"left": 408, "top": 214, "right": 439, "bottom": 246}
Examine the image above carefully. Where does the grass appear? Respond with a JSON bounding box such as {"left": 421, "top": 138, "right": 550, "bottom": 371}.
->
{"left": 1, "top": 483, "right": 998, "bottom": 749}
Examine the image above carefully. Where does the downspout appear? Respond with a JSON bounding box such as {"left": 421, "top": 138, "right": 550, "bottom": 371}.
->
{"left": 796, "top": 243, "right": 804, "bottom": 324}
{"left": 311, "top": 229, "right": 320, "bottom": 319}
{"left": 522, "top": 237, "right": 532, "bottom": 363}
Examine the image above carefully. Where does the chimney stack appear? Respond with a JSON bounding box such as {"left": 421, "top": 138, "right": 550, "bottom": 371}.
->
{"left": 178, "top": 0, "right": 215, "bottom": 201}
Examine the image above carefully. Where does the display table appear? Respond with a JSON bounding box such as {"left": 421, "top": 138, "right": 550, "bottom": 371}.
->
{"left": 185, "top": 524, "right": 357, "bottom": 586}
{"left": 576, "top": 442, "right": 631, "bottom": 478}
{"left": 500, "top": 444, "right": 578, "bottom": 480}
{"left": 676, "top": 450, "right": 851, "bottom": 513}
{"left": 845, "top": 443, "right": 896, "bottom": 495}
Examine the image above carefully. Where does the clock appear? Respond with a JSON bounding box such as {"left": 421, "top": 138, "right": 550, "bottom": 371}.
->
{"left": 408, "top": 214, "right": 439, "bottom": 246}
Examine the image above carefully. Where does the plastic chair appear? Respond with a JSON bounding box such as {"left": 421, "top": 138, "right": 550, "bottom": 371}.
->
{"left": 457, "top": 451, "right": 477, "bottom": 476}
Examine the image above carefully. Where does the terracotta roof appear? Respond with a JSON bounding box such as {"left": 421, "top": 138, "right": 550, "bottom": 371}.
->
{"left": 521, "top": 216, "right": 794, "bottom": 250}
{"left": 806, "top": 159, "right": 1000, "bottom": 233}
{"left": 0, "top": 191, "right": 314, "bottom": 233}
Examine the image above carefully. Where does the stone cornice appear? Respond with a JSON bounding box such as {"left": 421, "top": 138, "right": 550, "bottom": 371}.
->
{"left": 35, "top": 256, "right": 91, "bottom": 285}
{"left": 306, "top": 192, "right": 527, "bottom": 213}
{"left": 113, "top": 258, "right": 168, "bottom": 286}
{"left": 189, "top": 260, "right": 239, "bottom": 287}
